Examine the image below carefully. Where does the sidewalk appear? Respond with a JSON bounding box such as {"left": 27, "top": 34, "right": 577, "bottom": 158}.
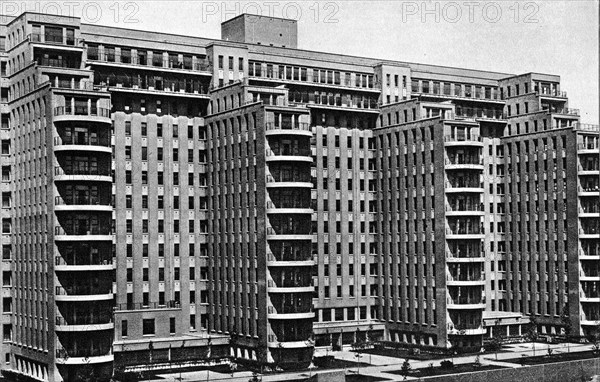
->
{"left": 146, "top": 341, "right": 595, "bottom": 382}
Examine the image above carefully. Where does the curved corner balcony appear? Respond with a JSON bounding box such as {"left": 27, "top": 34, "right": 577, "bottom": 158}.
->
{"left": 266, "top": 174, "right": 313, "bottom": 189}
{"left": 578, "top": 143, "right": 600, "bottom": 155}
{"left": 267, "top": 286, "right": 314, "bottom": 293}
{"left": 579, "top": 189, "right": 600, "bottom": 198}
{"left": 446, "top": 254, "right": 485, "bottom": 263}
{"left": 265, "top": 122, "right": 312, "bottom": 137}
{"left": 580, "top": 295, "right": 600, "bottom": 303}
{"left": 55, "top": 316, "right": 114, "bottom": 332}
{"left": 446, "top": 297, "right": 485, "bottom": 310}
{"left": 447, "top": 327, "right": 486, "bottom": 336}
{"left": 579, "top": 166, "right": 600, "bottom": 176}
{"left": 54, "top": 167, "right": 112, "bottom": 183}
{"left": 446, "top": 277, "right": 485, "bottom": 287}
{"left": 266, "top": 149, "right": 313, "bottom": 164}
{"left": 268, "top": 341, "right": 314, "bottom": 349}
{"left": 445, "top": 183, "right": 485, "bottom": 194}
{"left": 445, "top": 159, "right": 484, "bottom": 171}
{"left": 54, "top": 226, "right": 112, "bottom": 242}
{"left": 445, "top": 228, "right": 484, "bottom": 240}
{"left": 266, "top": 202, "right": 313, "bottom": 215}
{"left": 267, "top": 259, "right": 314, "bottom": 267}
{"left": 53, "top": 106, "right": 112, "bottom": 125}
{"left": 445, "top": 209, "right": 485, "bottom": 217}
{"left": 55, "top": 351, "right": 113, "bottom": 365}
{"left": 266, "top": 227, "right": 312, "bottom": 241}
{"left": 444, "top": 135, "right": 484, "bottom": 147}
{"left": 267, "top": 311, "right": 314, "bottom": 320}
{"left": 579, "top": 229, "right": 600, "bottom": 240}
{"left": 53, "top": 136, "right": 112, "bottom": 155}
{"left": 54, "top": 286, "right": 113, "bottom": 302}
{"left": 580, "top": 316, "right": 600, "bottom": 326}
{"left": 54, "top": 256, "right": 113, "bottom": 272}
{"left": 54, "top": 197, "right": 112, "bottom": 213}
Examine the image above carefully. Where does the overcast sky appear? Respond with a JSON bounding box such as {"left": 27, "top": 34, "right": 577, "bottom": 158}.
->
{"left": 8, "top": 1, "right": 598, "bottom": 123}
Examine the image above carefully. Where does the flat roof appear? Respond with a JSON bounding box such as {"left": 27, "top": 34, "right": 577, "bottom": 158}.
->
{"left": 2, "top": 11, "right": 569, "bottom": 83}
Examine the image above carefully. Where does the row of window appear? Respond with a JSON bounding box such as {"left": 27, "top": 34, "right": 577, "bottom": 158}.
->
{"left": 125, "top": 266, "right": 207, "bottom": 283}
{"left": 122, "top": 314, "right": 200, "bottom": 337}
{"left": 122, "top": 242, "right": 207, "bottom": 258}
{"left": 248, "top": 61, "right": 375, "bottom": 89}
{"left": 89, "top": 45, "right": 209, "bottom": 71}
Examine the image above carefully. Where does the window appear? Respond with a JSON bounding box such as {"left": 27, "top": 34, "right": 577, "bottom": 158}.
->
{"left": 142, "top": 146, "right": 148, "bottom": 160}
{"left": 170, "top": 317, "right": 176, "bottom": 334}
{"left": 142, "top": 319, "right": 155, "bottom": 335}
{"left": 121, "top": 320, "right": 128, "bottom": 337}
{"left": 218, "top": 55, "right": 223, "bottom": 69}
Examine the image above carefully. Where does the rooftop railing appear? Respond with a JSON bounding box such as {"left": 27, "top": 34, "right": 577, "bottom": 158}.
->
{"left": 575, "top": 123, "right": 600, "bottom": 132}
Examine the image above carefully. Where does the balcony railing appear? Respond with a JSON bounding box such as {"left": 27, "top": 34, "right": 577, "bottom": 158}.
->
{"left": 579, "top": 185, "right": 600, "bottom": 193}
{"left": 447, "top": 251, "right": 484, "bottom": 259}
{"left": 448, "top": 109, "right": 506, "bottom": 120}
{"left": 114, "top": 301, "right": 181, "bottom": 311}
{"left": 266, "top": 173, "right": 311, "bottom": 184}
{"left": 267, "top": 305, "right": 312, "bottom": 315}
{"left": 55, "top": 226, "right": 111, "bottom": 236}
{"left": 446, "top": 227, "right": 484, "bottom": 235}
{"left": 575, "top": 123, "right": 600, "bottom": 132}
{"left": 446, "top": 204, "right": 484, "bottom": 213}
{"left": 578, "top": 143, "right": 599, "bottom": 151}
{"left": 56, "top": 347, "right": 112, "bottom": 360}
{"left": 55, "top": 285, "right": 112, "bottom": 296}
{"left": 55, "top": 196, "right": 109, "bottom": 206}
{"left": 444, "top": 135, "right": 482, "bottom": 143}
{"left": 54, "top": 136, "right": 110, "bottom": 147}
{"left": 56, "top": 315, "right": 113, "bottom": 326}
{"left": 266, "top": 200, "right": 311, "bottom": 210}
{"left": 537, "top": 89, "right": 567, "bottom": 98}
{"left": 446, "top": 181, "right": 482, "bottom": 189}
{"left": 542, "top": 107, "right": 580, "bottom": 116}
{"left": 29, "top": 33, "right": 81, "bottom": 46}
{"left": 445, "top": 158, "right": 484, "bottom": 166}
{"left": 266, "top": 148, "right": 311, "bottom": 157}
{"left": 579, "top": 165, "right": 600, "bottom": 172}
{"left": 268, "top": 278, "right": 312, "bottom": 289}
{"left": 55, "top": 256, "right": 112, "bottom": 267}
{"left": 88, "top": 52, "right": 210, "bottom": 72}
{"left": 266, "top": 227, "right": 311, "bottom": 236}
{"left": 267, "top": 252, "right": 313, "bottom": 263}
{"left": 447, "top": 296, "right": 483, "bottom": 305}
{"left": 54, "top": 106, "right": 110, "bottom": 118}
{"left": 265, "top": 122, "right": 311, "bottom": 132}
{"left": 447, "top": 273, "right": 484, "bottom": 282}
{"left": 54, "top": 166, "right": 110, "bottom": 177}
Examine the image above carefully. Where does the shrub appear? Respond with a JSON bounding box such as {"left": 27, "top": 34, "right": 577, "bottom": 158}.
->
{"left": 440, "top": 360, "right": 454, "bottom": 369}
